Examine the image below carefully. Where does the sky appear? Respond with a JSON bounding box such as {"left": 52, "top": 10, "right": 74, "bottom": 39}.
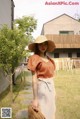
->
{"left": 14, "top": 0, "right": 80, "bottom": 38}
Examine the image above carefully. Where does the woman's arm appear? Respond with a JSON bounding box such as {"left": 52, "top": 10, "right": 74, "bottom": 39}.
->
{"left": 31, "top": 71, "right": 39, "bottom": 109}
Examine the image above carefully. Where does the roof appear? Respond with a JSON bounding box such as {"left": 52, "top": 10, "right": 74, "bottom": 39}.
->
{"left": 46, "top": 34, "right": 80, "bottom": 49}
{"left": 41, "top": 13, "right": 80, "bottom": 35}
{"left": 44, "top": 13, "right": 79, "bottom": 25}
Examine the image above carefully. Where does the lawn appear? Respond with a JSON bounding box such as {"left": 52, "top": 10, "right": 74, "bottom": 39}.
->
{"left": 0, "top": 71, "right": 32, "bottom": 119}
{"left": 55, "top": 69, "right": 80, "bottom": 119}
{"left": 0, "top": 69, "right": 80, "bottom": 119}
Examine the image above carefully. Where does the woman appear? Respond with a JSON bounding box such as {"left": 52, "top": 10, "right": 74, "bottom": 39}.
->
{"left": 27, "top": 35, "right": 56, "bottom": 119}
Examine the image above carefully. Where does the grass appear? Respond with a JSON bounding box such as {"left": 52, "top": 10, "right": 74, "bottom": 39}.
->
{"left": 0, "top": 86, "right": 11, "bottom": 107}
{"left": 0, "top": 71, "right": 32, "bottom": 119}
{"left": 0, "top": 69, "right": 80, "bottom": 119}
{"left": 55, "top": 69, "right": 80, "bottom": 119}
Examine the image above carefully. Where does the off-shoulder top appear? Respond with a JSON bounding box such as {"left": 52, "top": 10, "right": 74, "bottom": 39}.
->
{"left": 27, "top": 54, "right": 56, "bottom": 78}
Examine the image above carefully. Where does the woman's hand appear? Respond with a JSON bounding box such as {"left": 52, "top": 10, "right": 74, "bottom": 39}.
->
{"left": 31, "top": 99, "right": 39, "bottom": 111}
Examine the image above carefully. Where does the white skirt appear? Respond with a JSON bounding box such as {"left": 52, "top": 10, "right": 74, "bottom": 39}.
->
{"left": 37, "top": 77, "right": 56, "bottom": 119}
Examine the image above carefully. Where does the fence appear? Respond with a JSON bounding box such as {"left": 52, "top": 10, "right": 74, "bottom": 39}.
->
{"left": 53, "top": 58, "right": 80, "bottom": 71}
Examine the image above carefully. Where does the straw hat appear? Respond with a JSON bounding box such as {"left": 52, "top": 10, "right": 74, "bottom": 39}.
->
{"left": 28, "top": 35, "right": 56, "bottom": 52}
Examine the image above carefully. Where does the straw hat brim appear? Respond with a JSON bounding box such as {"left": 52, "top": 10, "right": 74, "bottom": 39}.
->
{"left": 28, "top": 40, "right": 56, "bottom": 52}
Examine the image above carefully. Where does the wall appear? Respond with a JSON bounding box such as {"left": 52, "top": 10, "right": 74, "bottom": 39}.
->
{"left": 59, "top": 52, "right": 77, "bottom": 58}
{"left": 43, "top": 14, "right": 80, "bottom": 35}
{"left": 0, "top": 69, "right": 10, "bottom": 94}
{"left": 0, "top": 0, "right": 12, "bottom": 28}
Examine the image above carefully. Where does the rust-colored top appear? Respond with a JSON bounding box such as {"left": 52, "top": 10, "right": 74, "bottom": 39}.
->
{"left": 27, "top": 54, "right": 55, "bottom": 78}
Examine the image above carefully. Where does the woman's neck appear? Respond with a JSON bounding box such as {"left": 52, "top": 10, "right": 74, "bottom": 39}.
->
{"left": 39, "top": 53, "right": 46, "bottom": 58}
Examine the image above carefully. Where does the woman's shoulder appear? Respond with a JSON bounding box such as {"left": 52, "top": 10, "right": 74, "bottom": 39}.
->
{"left": 47, "top": 55, "right": 55, "bottom": 63}
{"left": 29, "top": 54, "right": 40, "bottom": 60}
{"left": 27, "top": 54, "right": 41, "bottom": 72}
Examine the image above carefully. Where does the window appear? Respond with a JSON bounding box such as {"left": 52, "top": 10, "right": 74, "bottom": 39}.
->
{"left": 68, "top": 53, "right": 72, "bottom": 58}
{"left": 77, "top": 53, "right": 80, "bottom": 57}
{"left": 54, "top": 53, "right": 59, "bottom": 58}
{"left": 59, "top": 31, "right": 74, "bottom": 35}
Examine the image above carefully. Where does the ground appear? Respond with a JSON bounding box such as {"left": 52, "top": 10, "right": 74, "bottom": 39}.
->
{"left": 0, "top": 68, "right": 80, "bottom": 119}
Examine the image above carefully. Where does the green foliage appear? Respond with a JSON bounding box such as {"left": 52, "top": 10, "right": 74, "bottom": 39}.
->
{"left": 0, "top": 16, "right": 37, "bottom": 74}
{"left": 14, "top": 16, "right": 37, "bottom": 35}
{"left": 0, "top": 26, "right": 27, "bottom": 73}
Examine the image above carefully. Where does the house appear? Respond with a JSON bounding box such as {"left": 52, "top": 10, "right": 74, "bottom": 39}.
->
{"left": 0, "top": 0, "right": 15, "bottom": 29}
{"left": 41, "top": 14, "right": 80, "bottom": 58}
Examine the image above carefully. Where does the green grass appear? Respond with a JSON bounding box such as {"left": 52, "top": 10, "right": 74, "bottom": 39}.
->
{"left": 0, "top": 69, "right": 80, "bottom": 119}
{"left": 0, "top": 71, "right": 31, "bottom": 119}
{"left": 55, "top": 69, "right": 80, "bottom": 119}
{"left": 0, "top": 86, "right": 11, "bottom": 107}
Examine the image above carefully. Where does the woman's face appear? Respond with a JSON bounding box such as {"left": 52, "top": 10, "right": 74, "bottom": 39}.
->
{"left": 38, "top": 41, "right": 48, "bottom": 53}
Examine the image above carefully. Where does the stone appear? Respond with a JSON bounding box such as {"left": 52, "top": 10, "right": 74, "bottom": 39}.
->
{"left": 15, "top": 109, "right": 28, "bottom": 119}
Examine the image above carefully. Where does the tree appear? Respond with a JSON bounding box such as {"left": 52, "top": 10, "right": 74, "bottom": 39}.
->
{"left": 0, "top": 16, "right": 37, "bottom": 85}
{"left": 14, "top": 16, "right": 37, "bottom": 35}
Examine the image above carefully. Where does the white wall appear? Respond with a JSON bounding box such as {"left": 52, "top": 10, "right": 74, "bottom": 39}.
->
{"left": 44, "top": 14, "right": 80, "bottom": 35}
{"left": 0, "top": 69, "right": 9, "bottom": 94}
{"left": 0, "top": 0, "right": 12, "bottom": 28}
{"left": 72, "top": 53, "right": 77, "bottom": 58}
{"left": 59, "top": 53, "right": 68, "bottom": 58}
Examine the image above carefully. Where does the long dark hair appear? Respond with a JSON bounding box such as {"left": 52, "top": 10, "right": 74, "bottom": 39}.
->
{"left": 34, "top": 44, "right": 40, "bottom": 55}
{"left": 34, "top": 43, "right": 47, "bottom": 56}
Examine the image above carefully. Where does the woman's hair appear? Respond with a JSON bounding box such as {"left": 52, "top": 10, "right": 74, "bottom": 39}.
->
{"left": 34, "top": 41, "right": 48, "bottom": 56}
{"left": 34, "top": 44, "right": 40, "bottom": 55}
